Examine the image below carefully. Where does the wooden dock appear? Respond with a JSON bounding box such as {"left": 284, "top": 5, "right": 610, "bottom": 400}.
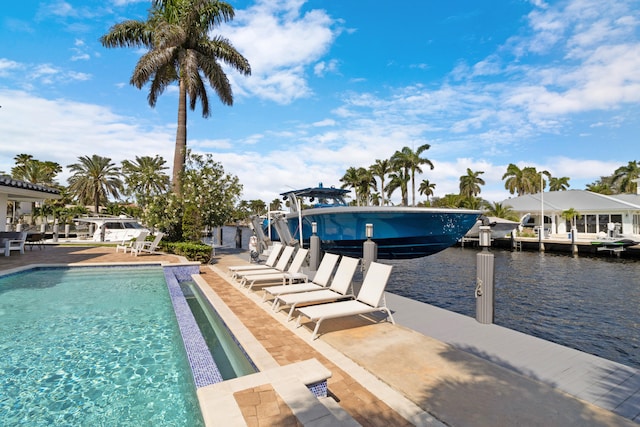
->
{"left": 385, "top": 292, "right": 640, "bottom": 422}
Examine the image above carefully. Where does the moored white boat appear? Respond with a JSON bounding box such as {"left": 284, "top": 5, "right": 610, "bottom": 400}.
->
{"left": 73, "top": 215, "right": 150, "bottom": 242}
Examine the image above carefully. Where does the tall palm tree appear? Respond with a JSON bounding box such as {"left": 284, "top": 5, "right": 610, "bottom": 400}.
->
{"left": 270, "top": 198, "right": 282, "bottom": 211}
{"left": 121, "top": 155, "right": 170, "bottom": 205}
{"left": 561, "top": 207, "right": 582, "bottom": 229}
{"left": 67, "top": 155, "right": 124, "bottom": 214}
{"left": 101, "top": 0, "right": 251, "bottom": 196}
{"left": 355, "top": 167, "right": 376, "bottom": 206}
{"left": 391, "top": 144, "right": 434, "bottom": 206}
{"left": 340, "top": 167, "right": 361, "bottom": 206}
{"left": 11, "top": 154, "right": 61, "bottom": 186}
{"left": 418, "top": 179, "right": 436, "bottom": 203}
{"left": 370, "top": 159, "right": 392, "bottom": 206}
{"left": 612, "top": 160, "right": 640, "bottom": 193}
{"left": 459, "top": 168, "right": 485, "bottom": 198}
{"left": 503, "top": 164, "right": 547, "bottom": 196}
{"left": 386, "top": 169, "right": 410, "bottom": 206}
{"left": 549, "top": 176, "right": 570, "bottom": 191}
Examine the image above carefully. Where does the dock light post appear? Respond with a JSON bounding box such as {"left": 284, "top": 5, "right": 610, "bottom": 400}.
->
{"left": 362, "top": 223, "right": 377, "bottom": 274}
{"left": 309, "top": 222, "right": 321, "bottom": 271}
{"left": 475, "top": 225, "right": 495, "bottom": 324}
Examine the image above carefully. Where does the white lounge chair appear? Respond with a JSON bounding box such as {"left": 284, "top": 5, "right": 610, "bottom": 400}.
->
{"left": 295, "top": 261, "right": 395, "bottom": 339}
{"left": 273, "top": 256, "right": 359, "bottom": 321}
{"left": 131, "top": 232, "right": 164, "bottom": 256}
{"left": 116, "top": 230, "right": 149, "bottom": 253}
{"left": 241, "top": 248, "right": 309, "bottom": 290}
{"left": 228, "top": 242, "right": 283, "bottom": 278}
{"left": 3, "top": 231, "right": 27, "bottom": 256}
{"left": 233, "top": 245, "right": 295, "bottom": 283}
{"left": 262, "top": 253, "right": 340, "bottom": 305}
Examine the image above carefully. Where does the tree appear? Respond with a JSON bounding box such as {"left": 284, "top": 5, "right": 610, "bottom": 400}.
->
{"left": 270, "top": 198, "right": 283, "bottom": 211}
{"left": 418, "top": 179, "right": 436, "bottom": 203}
{"left": 11, "top": 154, "right": 61, "bottom": 186}
{"left": 549, "top": 176, "right": 570, "bottom": 191}
{"left": 391, "top": 145, "right": 434, "bottom": 206}
{"left": 340, "top": 167, "right": 361, "bottom": 205}
{"left": 121, "top": 155, "right": 170, "bottom": 207}
{"left": 101, "top": 0, "right": 251, "bottom": 196}
{"left": 370, "top": 159, "right": 392, "bottom": 206}
{"left": 502, "top": 164, "right": 549, "bottom": 196}
{"left": 459, "top": 168, "right": 485, "bottom": 198}
{"left": 586, "top": 179, "right": 613, "bottom": 194}
{"left": 612, "top": 160, "right": 640, "bottom": 193}
{"left": 67, "top": 155, "right": 123, "bottom": 214}
{"left": 561, "top": 207, "right": 582, "bottom": 229}
{"left": 180, "top": 150, "right": 242, "bottom": 240}
{"left": 483, "top": 201, "right": 519, "bottom": 221}
{"left": 386, "top": 169, "right": 410, "bottom": 206}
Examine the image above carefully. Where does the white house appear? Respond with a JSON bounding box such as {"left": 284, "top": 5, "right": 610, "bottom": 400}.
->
{"left": 0, "top": 176, "right": 61, "bottom": 231}
{"left": 501, "top": 190, "right": 640, "bottom": 239}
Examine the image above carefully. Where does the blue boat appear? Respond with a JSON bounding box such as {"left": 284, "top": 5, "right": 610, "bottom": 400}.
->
{"left": 276, "top": 184, "right": 481, "bottom": 259}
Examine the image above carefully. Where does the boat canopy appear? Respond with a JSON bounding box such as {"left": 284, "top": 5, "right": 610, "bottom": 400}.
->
{"left": 281, "top": 184, "right": 350, "bottom": 213}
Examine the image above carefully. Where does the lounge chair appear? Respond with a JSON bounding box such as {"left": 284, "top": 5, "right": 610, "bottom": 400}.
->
{"left": 262, "top": 253, "right": 340, "bottom": 305}
{"left": 131, "top": 232, "right": 164, "bottom": 256}
{"left": 228, "top": 242, "right": 283, "bottom": 278}
{"left": 233, "top": 245, "right": 295, "bottom": 283}
{"left": 116, "top": 231, "right": 149, "bottom": 253}
{"left": 295, "top": 261, "right": 395, "bottom": 339}
{"left": 241, "top": 248, "right": 309, "bottom": 290}
{"left": 273, "top": 256, "right": 359, "bottom": 321}
{"left": 3, "top": 231, "right": 27, "bottom": 256}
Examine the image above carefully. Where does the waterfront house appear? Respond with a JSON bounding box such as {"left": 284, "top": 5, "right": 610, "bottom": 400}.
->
{"left": 0, "top": 176, "right": 61, "bottom": 231}
{"left": 501, "top": 190, "right": 640, "bottom": 239}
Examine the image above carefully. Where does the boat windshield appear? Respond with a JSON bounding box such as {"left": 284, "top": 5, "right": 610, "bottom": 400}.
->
{"left": 281, "top": 184, "right": 350, "bottom": 213}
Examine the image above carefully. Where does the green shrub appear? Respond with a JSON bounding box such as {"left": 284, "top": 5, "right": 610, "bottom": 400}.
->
{"left": 160, "top": 241, "right": 212, "bottom": 263}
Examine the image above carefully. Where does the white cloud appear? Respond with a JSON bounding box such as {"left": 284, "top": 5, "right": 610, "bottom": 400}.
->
{"left": 0, "top": 89, "right": 174, "bottom": 183}
{"left": 220, "top": 0, "right": 339, "bottom": 104}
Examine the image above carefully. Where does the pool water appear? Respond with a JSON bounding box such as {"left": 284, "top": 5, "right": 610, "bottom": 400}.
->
{"left": 181, "top": 282, "right": 256, "bottom": 380}
{"left": 0, "top": 267, "right": 204, "bottom": 426}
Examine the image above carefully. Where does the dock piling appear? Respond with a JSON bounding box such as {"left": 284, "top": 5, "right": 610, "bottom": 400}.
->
{"left": 476, "top": 226, "right": 495, "bottom": 324}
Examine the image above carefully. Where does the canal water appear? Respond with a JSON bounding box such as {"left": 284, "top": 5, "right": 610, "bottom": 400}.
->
{"left": 213, "top": 226, "right": 640, "bottom": 370}
{"left": 386, "top": 247, "right": 640, "bottom": 370}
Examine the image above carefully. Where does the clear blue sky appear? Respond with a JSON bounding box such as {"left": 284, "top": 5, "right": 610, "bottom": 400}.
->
{"left": 1, "top": 0, "right": 639, "bottom": 204}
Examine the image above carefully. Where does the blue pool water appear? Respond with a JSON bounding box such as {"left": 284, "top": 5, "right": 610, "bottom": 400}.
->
{"left": 0, "top": 266, "right": 204, "bottom": 426}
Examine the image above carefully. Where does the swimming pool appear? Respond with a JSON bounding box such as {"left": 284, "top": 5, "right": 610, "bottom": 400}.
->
{"left": 0, "top": 266, "right": 204, "bottom": 426}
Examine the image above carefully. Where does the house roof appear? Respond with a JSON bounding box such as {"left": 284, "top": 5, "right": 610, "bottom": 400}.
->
{"left": 0, "top": 175, "right": 61, "bottom": 202}
{"left": 501, "top": 190, "right": 640, "bottom": 213}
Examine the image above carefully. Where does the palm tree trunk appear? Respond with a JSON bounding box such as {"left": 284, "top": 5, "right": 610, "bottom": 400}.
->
{"left": 172, "top": 79, "right": 188, "bottom": 197}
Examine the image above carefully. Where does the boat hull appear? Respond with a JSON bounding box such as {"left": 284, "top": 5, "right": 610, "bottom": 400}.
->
{"left": 286, "top": 207, "right": 480, "bottom": 259}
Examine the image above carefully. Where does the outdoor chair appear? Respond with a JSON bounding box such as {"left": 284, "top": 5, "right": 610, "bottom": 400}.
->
{"left": 241, "top": 248, "right": 309, "bottom": 290}
{"left": 262, "top": 253, "right": 340, "bottom": 306}
{"left": 273, "top": 256, "right": 359, "bottom": 321}
{"left": 295, "top": 261, "right": 395, "bottom": 340}
{"left": 228, "top": 242, "right": 283, "bottom": 278}
{"left": 131, "top": 232, "right": 164, "bottom": 256}
{"left": 116, "top": 230, "right": 149, "bottom": 253}
{"left": 233, "top": 245, "right": 295, "bottom": 283}
{"left": 3, "top": 231, "right": 27, "bottom": 256}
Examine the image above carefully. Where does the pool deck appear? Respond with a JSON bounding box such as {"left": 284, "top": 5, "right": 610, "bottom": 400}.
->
{"left": 1, "top": 244, "right": 638, "bottom": 426}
